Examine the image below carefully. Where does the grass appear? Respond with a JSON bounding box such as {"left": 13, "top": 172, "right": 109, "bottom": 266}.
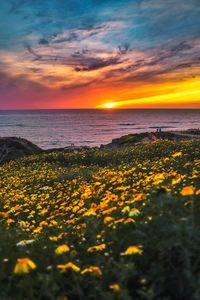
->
{"left": 0, "top": 139, "right": 200, "bottom": 300}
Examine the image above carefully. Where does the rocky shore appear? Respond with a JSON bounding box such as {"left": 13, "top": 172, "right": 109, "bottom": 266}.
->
{"left": 0, "top": 129, "right": 199, "bottom": 164}
{"left": 101, "top": 129, "right": 200, "bottom": 148}
{"left": 0, "top": 137, "right": 42, "bottom": 164}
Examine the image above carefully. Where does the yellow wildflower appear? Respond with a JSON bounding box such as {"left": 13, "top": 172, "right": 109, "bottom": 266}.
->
{"left": 114, "top": 218, "right": 124, "bottom": 224}
{"left": 172, "top": 177, "right": 182, "bottom": 185}
{"left": 124, "top": 218, "right": 135, "bottom": 224}
{"left": 18, "top": 221, "right": 27, "bottom": 228}
{"left": 87, "top": 243, "right": 106, "bottom": 253}
{"left": 39, "top": 221, "right": 48, "bottom": 227}
{"left": 133, "top": 193, "right": 144, "bottom": 202}
{"left": 129, "top": 208, "right": 140, "bottom": 217}
{"left": 172, "top": 152, "right": 182, "bottom": 158}
{"left": 33, "top": 226, "right": 42, "bottom": 234}
{"left": 122, "top": 206, "right": 130, "bottom": 214}
{"left": 50, "top": 220, "right": 58, "bottom": 226}
{"left": 49, "top": 236, "right": 59, "bottom": 241}
{"left": 180, "top": 186, "right": 195, "bottom": 196}
{"left": 81, "top": 266, "right": 102, "bottom": 276}
{"left": 121, "top": 245, "right": 143, "bottom": 255}
{"left": 16, "top": 239, "right": 35, "bottom": 247}
{"left": 102, "top": 207, "right": 117, "bottom": 215}
{"left": 7, "top": 218, "right": 15, "bottom": 224}
{"left": 55, "top": 244, "right": 70, "bottom": 255}
{"left": 154, "top": 174, "right": 165, "bottom": 185}
{"left": 83, "top": 209, "right": 96, "bottom": 216}
{"left": 14, "top": 258, "right": 36, "bottom": 274}
{"left": 103, "top": 216, "right": 114, "bottom": 224}
{"left": 109, "top": 283, "right": 121, "bottom": 293}
{"left": 57, "top": 262, "right": 80, "bottom": 273}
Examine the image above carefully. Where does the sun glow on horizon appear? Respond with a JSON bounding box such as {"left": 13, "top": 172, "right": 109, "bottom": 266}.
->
{"left": 101, "top": 102, "right": 118, "bottom": 109}
{"left": 97, "top": 83, "right": 200, "bottom": 109}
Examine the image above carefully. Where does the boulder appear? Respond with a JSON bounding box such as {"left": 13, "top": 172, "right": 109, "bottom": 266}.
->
{"left": 0, "top": 137, "right": 42, "bottom": 164}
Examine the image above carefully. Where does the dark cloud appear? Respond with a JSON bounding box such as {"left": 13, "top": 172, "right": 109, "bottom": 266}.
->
{"left": 27, "top": 67, "right": 41, "bottom": 73}
{"left": 170, "top": 41, "right": 193, "bottom": 55}
{"left": 74, "top": 56, "right": 122, "bottom": 72}
{"left": 25, "top": 42, "right": 124, "bottom": 72}
{"left": 101, "top": 39, "right": 200, "bottom": 84}
{"left": 54, "top": 33, "right": 79, "bottom": 43}
{"left": 61, "top": 79, "right": 96, "bottom": 91}
{"left": 39, "top": 38, "right": 49, "bottom": 45}
{"left": 25, "top": 44, "right": 42, "bottom": 60}
{"left": 118, "top": 43, "right": 130, "bottom": 55}
{"left": 0, "top": 71, "right": 48, "bottom": 95}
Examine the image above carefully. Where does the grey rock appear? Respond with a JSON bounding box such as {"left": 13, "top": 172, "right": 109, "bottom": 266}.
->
{"left": 0, "top": 137, "right": 42, "bottom": 164}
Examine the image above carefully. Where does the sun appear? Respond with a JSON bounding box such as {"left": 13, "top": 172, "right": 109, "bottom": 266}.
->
{"left": 103, "top": 102, "right": 117, "bottom": 109}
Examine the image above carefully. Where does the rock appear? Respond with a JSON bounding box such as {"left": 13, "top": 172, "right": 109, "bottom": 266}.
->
{"left": 0, "top": 137, "right": 42, "bottom": 164}
{"left": 101, "top": 130, "right": 199, "bottom": 149}
{"left": 101, "top": 133, "right": 150, "bottom": 148}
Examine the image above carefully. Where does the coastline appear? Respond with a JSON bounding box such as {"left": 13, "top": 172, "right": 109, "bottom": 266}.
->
{"left": 0, "top": 129, "right": 200, "bottom": 164}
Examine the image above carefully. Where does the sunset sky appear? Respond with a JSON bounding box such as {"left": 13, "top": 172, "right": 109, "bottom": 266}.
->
{"left": 0, "top": 0, "right": 200, "bottom": 109}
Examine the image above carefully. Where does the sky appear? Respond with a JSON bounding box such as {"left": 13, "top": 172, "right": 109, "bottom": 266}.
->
{"left": 0, "top": 0, "right": 200, "bottom": 109}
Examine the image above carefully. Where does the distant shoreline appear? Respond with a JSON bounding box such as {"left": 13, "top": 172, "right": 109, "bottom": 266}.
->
{"left": 0, "top": 129, "right": 199, "bottom": 165}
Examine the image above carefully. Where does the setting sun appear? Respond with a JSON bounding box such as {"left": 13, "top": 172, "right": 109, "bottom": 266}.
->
{"left": 101, "top": 102, "right": 117, "bottom": 109}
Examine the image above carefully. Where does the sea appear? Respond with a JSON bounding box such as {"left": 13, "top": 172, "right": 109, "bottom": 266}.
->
{"left": 0, "top": 109, "right": 199, "bottom": 149}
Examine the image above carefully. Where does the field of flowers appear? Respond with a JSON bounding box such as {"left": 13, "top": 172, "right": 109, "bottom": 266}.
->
{"left": 0, "top": 139, "right": 200, "bottom": 300}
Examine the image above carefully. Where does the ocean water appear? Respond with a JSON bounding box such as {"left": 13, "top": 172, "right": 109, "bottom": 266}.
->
{"left": 0, "top": 109, "right": 199, "bottom": 149}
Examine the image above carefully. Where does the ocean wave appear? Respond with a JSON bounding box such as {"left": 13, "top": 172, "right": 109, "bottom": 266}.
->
{"left": 149, "top": 126, "right": 177, "bottom": 129}
{"left": 165, "top": 121, "right": 180, "bottom": 124}
{"left": 118, "top": 123, "right": 137, "bottom": 126}
{"left": 15, "top": 124, "right": 26, "bottom": 127}
{"left": 87, "top": 124, "right": 107, "bottom": 127}
{"left": 133, "top": 127, "right": 146, "bottom": 130}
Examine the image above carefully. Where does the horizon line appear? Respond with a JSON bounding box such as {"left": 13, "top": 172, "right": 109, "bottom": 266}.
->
{"left": 0, "top": 107, "right": 200, "bottom": 111}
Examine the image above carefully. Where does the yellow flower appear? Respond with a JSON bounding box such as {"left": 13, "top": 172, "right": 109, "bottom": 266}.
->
{"left": 55, "top": 244, "right": 70, "bottom": 255}
{"left": 57, "top": 262, "right": 80, "bottom": 273}
{"left": 49, "top": 236, "right": 59, "bottom": 242}
{"left": 83, "top": 209, "right": 96, "bottom": 216}
{"left": 87, "top": 243, "right": 106, "bottom": 253}
{"left": 39, "top": 221, "right": 48, "bottom": 227}
{"left": 128, "top": 208, "right": 140, "bottom": 217}
{"left": 16, "top": 239, "right": 35, "bottom": 247}
{"left": 7, "top": 218, "right": 15, "bottom": 224}
{"left": 180, "top": 186, "right": 195, "bottom": 196}
{"left": 121, "top": 245, "right": 143, "bottom": 255}
{"left": 81, "top": 266, "right": 102, "bottom": 276}
{"left": 50, "top": 220, "right": 58, "bottom": 226}
{"left": 133, "top": 193, "right": 144, "bottom": 202}
{"left": 14, "top": 258, "right": 36, "bottom": 274}
{"left": 172, "top": 151, "right": 182, "bottom": 158}
{"left": 124, "top": 218, "right": 135, "bottom": 224}
{"left": 153, "top": 174, "right": 165, "bottom": 185}
{"left": 172, "top": 177, "right": 182, "bottom": 185}
{"left": 122, "top": 206, "right": 130, "bottom": 214}
{"left": 103, "top": 216, "right": 114, "bottom": 224}
{"left": 109, "top": 283, "right": 121, "bottom": 293}
{"left": 18, "top": 221, "right": 27, "bottom": 228}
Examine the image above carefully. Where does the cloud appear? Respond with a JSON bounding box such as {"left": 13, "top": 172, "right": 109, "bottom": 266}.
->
{"left": 0, "top": 0, "right": 200, "bottom": 107}
{"left": 100, "top": 38, "right": 200, "bottom": 84}
{"left": 38, "top": 38, "right": 49, "bottom": 45}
